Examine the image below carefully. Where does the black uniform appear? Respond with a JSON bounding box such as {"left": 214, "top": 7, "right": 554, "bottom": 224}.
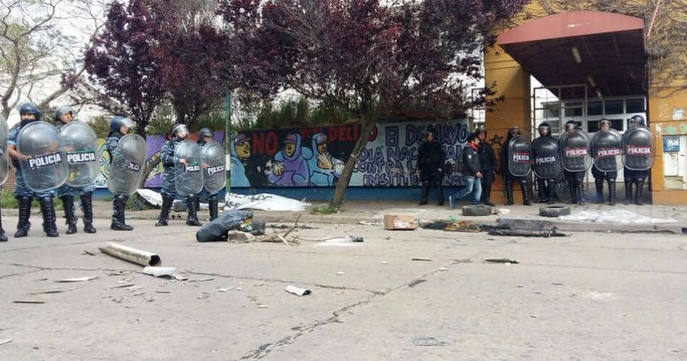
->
{"left": 500, "top": 130, "right": 531, "bottom": 205}
{"left": 478, "top": 140, "right": 496, "bottom": 205}
{"left": 417, "top": 138, "right": 446, "bottom": 205}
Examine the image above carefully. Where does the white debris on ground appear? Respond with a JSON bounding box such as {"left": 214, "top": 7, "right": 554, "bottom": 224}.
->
{"left": 560, "top": 209, "right": 677, "bottom": 224}
{"left": 225, "top": 193, "right": 310, "bottom": 212}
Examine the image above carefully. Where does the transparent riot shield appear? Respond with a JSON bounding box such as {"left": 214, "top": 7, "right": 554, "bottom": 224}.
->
{"left": 558, "top": 129, "right": 592, "bottom": 172}
{"left": 60, "top": 121, "right": 99, "bottom": 187}
{"left": 532, "top": 136, "right": 562, "bottom": 179}
{"left": 17, "top": 121, "right": 68, "bottom": 191}
{"left": 622, "top": 127, "right": 654, "bottom": 171}
{"left": 174, "top": 140, "right": 203, "bottom": 197}
{"left": 0, "top": 114, "right": 9, "bottom": 185}
{"left": 202, "top": 140, "right": 226, "bottom": 194}
{"left": 507, "top": 133, "right": 532, "bottom": 177}
{"left": 107, "top": 134, "right": 147, "bottom": 195}
{"left": 591, "top": 129, "right": 623, "bottom": 172}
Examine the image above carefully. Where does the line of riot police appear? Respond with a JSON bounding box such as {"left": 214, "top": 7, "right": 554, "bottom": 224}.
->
{"left": 501, "top": 115, "right": 653, "bottom": 206}
{"left": 0, "top": 102, "right": 226, "bottom": 241}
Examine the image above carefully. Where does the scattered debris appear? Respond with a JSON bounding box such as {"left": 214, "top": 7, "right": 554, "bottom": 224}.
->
{"left": 257, "top": 304, "right": 269, "bottom": 309}
{"left": 270, "top": 224, "right": 316, "bottom": 230}
{"left": 225, "top": 192, "right": 310, "bottom": 212}
{"left": 82, "top": 250, "right": 96, "bottom": 256}
{"left": 106, "top": 282, "right": 136, "bottom": 289}
{"left": 227, "top": 231, "right": 256, "bottom": 243}
{"left": 462, "top": 205, "right": 493, "bottom": 217}
{"left": 173, "top": 274, "right": 188, "bottom": 281}
{"left": 381, "top": 261, "right": 389, "bottom": 264}
{"left": 284, "top": 285, "right": 311, "bottom": 296}
{"left": 444, "top": 221, "right": 481, "bottom": 232}
{"left": 495, "top": 208, "right": 511, "bottom": 215}
{"left": 155, "top": 290, "right": 171, "bottom": 294}
{"left": 99, "top": 242, "right": 161, "bottom": 267}
{"left": 539, "top": 205, "right": 571, "bottom": 217}
{"left": 142, "top": 266, "right": 176, "bottom": 278}
{"left": 315, "top": 235, "right": 364, "bottom": 246}
{"left": 411, "top": 258, "right": 432, "bottom": 262}
{"left": 412, "top": 337, "right": 447, "bottom": 346}
{"left": 336, "top": 271, "right": 345, "bottom": 275}
{"left": 13, "top": 300, "right": 45, "bottom": 304}
{"left": 438, "top": 267, "right": 448, "bottom": 271}
{"left": 484, "top": 258, "right": 519, "bottom": 264}
{"left": 29, "top": 289, "right": 72, "bottom": 295}
{"left": 384, "top": 214, "right": 418, "bottom": 230}
{"left": 217, "top": 288, "right": 232, "bottom": 293}
{"left": 488, "top": 229, "right": 567, "bottom": 237}
{"left": 55, "top": 276, "right": 98, "bottom": 283}
{"left": 408, "top": 279, "right": 427, "bottom": 288}
{"left": 0, "top": 338, "right": 12, "bottom": 346}
{"left": 189, "top": 277, "right": 214, "bottom": 283}
{"left": 254, "top": 282, "right": 264, "bottom": 287}
{"left": 359, "top": 220, "right": 384, "bottom": 226}
{"left": 198, "top": 293, "right": 210, "bottom": 300}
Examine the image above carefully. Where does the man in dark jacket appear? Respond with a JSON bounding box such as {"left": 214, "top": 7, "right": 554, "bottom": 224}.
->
{"left": 477, "top": 128, "right": 496, "bottom": 206}
{"left": 417, "top": 127, "right": 446, "bottom": 205}
{"left": 448, "top": 132, "right": 482, "bottom": 208}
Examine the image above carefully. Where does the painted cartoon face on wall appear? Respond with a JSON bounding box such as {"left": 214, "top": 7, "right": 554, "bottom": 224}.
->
{"left": 317, "top": 142, "right": 327, "bottom": 154}
{"left": 284, "top": 143, "right": 296, "bottom": 157}
{"left": 236, "top": 140, "right": 251, "bottom": 159}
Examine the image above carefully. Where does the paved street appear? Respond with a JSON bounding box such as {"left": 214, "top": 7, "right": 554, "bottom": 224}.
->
{"left": 0, "top": 204, "right": 686, "bottom": 360}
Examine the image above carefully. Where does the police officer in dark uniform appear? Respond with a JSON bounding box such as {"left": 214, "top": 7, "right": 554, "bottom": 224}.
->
{"left": 197, "top": 128, "right": 220, "bottom": 221}
{"left": 533, "top": 122, "right": 557, "bottom": 204}
{"left": 417, "top": 127, "right": 445, "bottom": 206}
{"left": 156, "top": 124, "right": 202, "bottom": 226}
{"left": 106, "top": 116, "right": 136, "bottom": 231}
{"left": 500, "top": 127, "right": 531, "bottom": 205}
{"left": 8, "top": 103, "right": 59, "bottom": 237}
{"left": 54, "top": 106, "right": 97, "bottom": 234}
{"left": 591, "top": 119, "right": 619, "bottom": 205}
{"left": 624, "top": 115, "right": 651, "bottom": 205}
{"left": 562, "top": 120, "right": 588, "bottom": 205}
{"left": 476, "top": 128, "right": 496, "bottom": 206}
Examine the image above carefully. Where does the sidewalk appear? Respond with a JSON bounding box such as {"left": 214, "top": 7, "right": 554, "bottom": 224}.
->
{"left": 7, "top": 198, "right": 684, "bottom": 234}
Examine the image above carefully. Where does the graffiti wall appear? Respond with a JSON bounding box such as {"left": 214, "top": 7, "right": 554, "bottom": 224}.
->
{"left": 231, "top": 120, "right": 470, "bottom": 188}
{"left": 93, "top": 131, "right": 225, "bottom": 188}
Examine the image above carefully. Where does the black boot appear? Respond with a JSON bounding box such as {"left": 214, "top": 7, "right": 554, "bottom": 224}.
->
{"left": 520, "top": 179, "right": 531, "bottom": 206}
{"left": 624, "top": 180, "right": 632, "bottom": 205}
{"left": 111, "top": 194, "right": 133, "bottom": 231}
{"left": 635, "top": 178, "right": 645, "bottom": 205}
{"left": 607, "top": 180, "right": 616, "bottom": 206}
{"left": 80, "top": 192, "right": 96, "bottom": 233}
{"left": 60, "top": 195, "right": 78, "bottom": 234}
{"left": 505, "top": 177, "right": 514, "bottom": 205}
{"left": 14, "top": 196, "right": 32, "bottom": 238}
{"left": 185, "top": 196, "right": 201, "bottom": 226}
{"left": 545, "top": 182, "right": 555, "bottom": 204}
{"left": 418, "top": 182, "right": 429, "bottom": 205}
{"left": 155, "top": 194, "right": 173, "bottom": 226}
{"left": 437, "top": 184, "right": 444, "bottom": 206}
{"left": 576, "top": 182, "right": 586, "bottom": 206}
{"left": 0, "top": 208, "right": 7, "bottom": 242}
{"left": 39, "top": 197, "right": 59, "bottom": 237}
{"left": 209, "top": 194, "right": 219, "bottom": 221}
{"left": 594, "top": 179, "right": 604, "bottom": 204}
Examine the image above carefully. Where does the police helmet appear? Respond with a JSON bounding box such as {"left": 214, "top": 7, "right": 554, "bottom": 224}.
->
{"left": 18, "top": 102, "right": 42, "bottom": 122}
{"left": 54, "top": 105, "right": 74, "bottom": 122}
{"left": 198, "top": 128, "right": 213, "bottom": 138}
{"left": 172, "top": 124, "right": 189, "bottom": 137}
{"left": 110, "top": 116, "right": 135, "bottom": 133}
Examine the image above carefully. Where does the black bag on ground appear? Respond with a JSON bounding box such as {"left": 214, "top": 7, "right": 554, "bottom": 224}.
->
{"left": 196, "top": 210, "right": 254, "bottom": 242}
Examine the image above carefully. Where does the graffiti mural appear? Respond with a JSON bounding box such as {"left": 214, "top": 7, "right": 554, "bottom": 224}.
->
{"left": 231, "top": 120, "right": 469, "bottom": 188}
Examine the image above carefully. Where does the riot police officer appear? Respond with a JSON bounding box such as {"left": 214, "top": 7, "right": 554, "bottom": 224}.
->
{"left": 54, "top": 106, "right": 97, "bottom": 233}
{"left": 106, "top": 116, "right": 135, "bottom": 231}
{"left": 0, "top": 113, "right": 10, "bottom": 242}
{"left": 8, "top": 103, "right": 59, "bottom": 237}
{"left": 591, "top": 119, "right": 621, "bottom": 205}
{"left": 197, "top": 128, "right": 220, "bottom": 221}
{"left": 156, "top": 124, "right": 202, "bottom": 226}
{"left": 532, "top": 122, "right": 559, "bottom": 204}
{"left": 623, "top": 115, "right": 652, "bottom": 205}
{"left": 561, "top": 120, "right": 591, "bottom": 205}
{"left": 417, "top": 127, "right": 445, "bottom": 206}
{"left": 500, "top": 127, "right": 531, "bottom": 205}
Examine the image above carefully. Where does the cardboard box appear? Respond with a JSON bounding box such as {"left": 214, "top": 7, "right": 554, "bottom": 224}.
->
{"left": 383, "top": 214, "right": 418, "bottom": 230}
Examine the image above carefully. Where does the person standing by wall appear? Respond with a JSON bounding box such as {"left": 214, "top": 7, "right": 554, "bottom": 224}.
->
{"left": 476, "top": 128, "right": 496, "bottom": 206}
{"left": 448, "top": 132, "right": 482, "bottom": 208}
{"left": 417, "top": 127, "right": 446, "bottom": 206}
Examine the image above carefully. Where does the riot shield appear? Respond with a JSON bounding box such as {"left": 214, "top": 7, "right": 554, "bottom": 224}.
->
{"left": 60, "top": 121, "right": 99, "bottom": 187}
{"left": 17, "top": 121, "right": 68, "bottom": 191}
{"left": 532, "top": 136, "right": 562, "bottom": 179}
{"left": 0, "top": 114, "right": 9, "bottom": 185}
{"left": 591, "top": 129, "right": 623, "bottom": 172}
{"left": 507, "top": 134, "right": 532, "bottom": 177}
{"left": 174, "top": 140, "right": 203, "bottom": 197}
{"left": 558, "top": 129, "right": 592, "bottom": 172}
{"left": 107, "top": 134, "right": 147, "bottom": 195}
{"left": 202, "top": 140, "right": 226, "bottom": 194}
{"left": 622, "top": 127, "right": 653, "bottom": 171}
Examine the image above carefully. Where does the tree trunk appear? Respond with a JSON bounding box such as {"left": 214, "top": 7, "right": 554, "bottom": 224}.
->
{"left": 329, "top": 118, "right": 375, "bottom": 209}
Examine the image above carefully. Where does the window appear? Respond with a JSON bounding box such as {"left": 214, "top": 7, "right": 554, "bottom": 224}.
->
{"left": 588, "top": 101, "right": 603, "bottom": 116}
{"left": 626, "top": 98, "right": 646, "bottom": 113}
{"left": 587, "top": 120, "right": 601, "bottom": 133}
{"left": 605, "top": 100, "right": 624, "bottom": 115}
{"left": 564, "top": 102, "right": 583, "bottom": 117}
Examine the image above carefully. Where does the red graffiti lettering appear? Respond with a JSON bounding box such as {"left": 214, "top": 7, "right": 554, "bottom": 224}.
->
{"left": 252, "top": 133, "right": 265, "bottom": 154}
{"left": 368, "top": 125, "right": 378, "bottom": 141}
{"left": 328, "top": 127, "right": 338, "bottom": 142}
{"left": 266, "top": 132, "right": 278, "bottom": 155}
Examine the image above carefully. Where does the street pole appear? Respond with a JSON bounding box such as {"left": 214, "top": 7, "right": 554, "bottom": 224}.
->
{"left": 224, "top": 0, "right": 232, "bottom": 200}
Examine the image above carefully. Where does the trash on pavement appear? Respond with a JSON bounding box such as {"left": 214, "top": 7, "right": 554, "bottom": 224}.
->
{"left": 411, "top": 258, "right": 432, "bottom": 262}
{"left": 413, "top": 337, "right": 448, "bottom": 346}
{"left": 99, "top": 242, "right": 161, "bottom": 267}
{"left": 484, "top": 258, "right": 519, "bottom": 264}
{"left": 227, "top": 230, "right": 256, "bottom": 243}
{"left": 284, "top": 285, "right": 311, "bottom": 296}
{"left": 225, "top": 193, "right": 310, "bottom": 212}
{"left": 13, "top": 300, "right": 45, "bottom": 304}
{"left": 196, "top": 210, "right": 265, "bottom": 242}
{"left": 0, "top": 339, "right": 12, "bottom": 346}
{"left": 142, "top": 266, "right": 177, "bottom": 278}
{"left": 55, "top": 276, "right": 98, "bottom": 283}
{"left": 384, "top": 214, "right": 418, "bottom": 230}
{"left": 488, "top": 229, "right": 567, "bottom": 237}
{"left": 444, "top": 221, "right": 481, "bottom": 232}
{"left": 314, "top": 235, "right": 364, "bottom": 247}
